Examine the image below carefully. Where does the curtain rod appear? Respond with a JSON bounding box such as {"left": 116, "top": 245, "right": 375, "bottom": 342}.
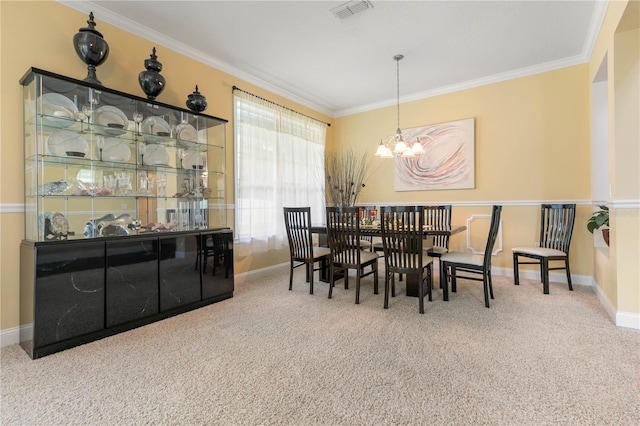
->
{"left": 232, "top": 85, "right": 330, "bottom": 127}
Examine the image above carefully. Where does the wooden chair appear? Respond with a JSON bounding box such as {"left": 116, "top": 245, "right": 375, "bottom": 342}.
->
{"left": 440, "top": 205, "right": 502, "bottom": 308}
{"left": 283, "top": 207, "right": 331, "bottom": 294}
{"left": 380, "top": 206, "right": 433, "bottom": 314}
{"left": 512, "top": 204, "right": 576, "bottom": 294}
{"left": 326, "top": 206, "right": 379, "bottom": 304}
{"left": 423, "top": 205, "right": 452, "bottom": 258}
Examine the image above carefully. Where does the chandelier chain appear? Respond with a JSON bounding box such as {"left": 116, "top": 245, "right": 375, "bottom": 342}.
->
{"left": 397, "top": 57, "right": 400, "bottom": 130}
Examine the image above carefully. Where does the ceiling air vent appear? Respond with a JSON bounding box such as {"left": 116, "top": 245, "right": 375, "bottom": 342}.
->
{"left": 330, "top": 1, "right": 374, "bottom": 21}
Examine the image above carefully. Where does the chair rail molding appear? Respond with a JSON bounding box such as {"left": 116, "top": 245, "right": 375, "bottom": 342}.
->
{"left": 0, "top": 203, "right": 24, "bottom": 213}
{"left": 466, "top": 214, "right": 503, "bottom": 256}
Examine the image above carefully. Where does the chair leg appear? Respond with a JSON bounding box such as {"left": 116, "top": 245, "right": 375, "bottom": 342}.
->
{"left": 513, "top": 253, "right": 520, "bottom": 285}
{"left": 289, "top": 261, "right": 294, "bottom": 291}
{"left": 488, "top": 270, "right": 494, "bottom": 299}
{"left": 384, "top": 271, "right": 391, "bottom": 309}
{"left": 418, "top": 279, "right": 424, "bottom": 314}
{"left": 542, "top": 259, "right": 550, "bottom": 294}
{"left": 565, "top": 259, "right": 573, "bottom": 291}
{"left": 427, "top": 264, "right": 433, "bottom": 302}
{"left": 355, "top": 271, "right": 361, "bottom": 305}
{"left": 391, "top": 273, "right": 396, "bottom": 298}
{"left": 442, "top": 263, "right": 449, "bottom": 301}
{"left": 308, "top": 262, "right": 314, "bottom": 295}
{"left": 451, "top": 268, "right": 457, "bottom": 293}
{"left": 328, "top": 264, "right": 334, "bottom": 299}
{"left": 483, "top": 274, "right": 490, "bottom": 308}
{"left": 373, "top": 263, "right": 379, "bottom": 295}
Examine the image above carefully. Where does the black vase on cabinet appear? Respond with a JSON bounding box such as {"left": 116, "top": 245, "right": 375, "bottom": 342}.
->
{"left": 73, "top": 12, "right": 109, "bottom": 85}
{"left": 186, "top": 85, "right": 208, "bottom": 112}
{"left": 138, "top": 47, "right": 166, "bottom": 100}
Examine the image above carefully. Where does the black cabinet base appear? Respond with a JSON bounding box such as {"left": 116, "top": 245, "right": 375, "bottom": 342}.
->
{"left": 20, "top": 229, "right": 234, "bottom": 359}
{"left": 22, "top": 292, "right": 232, "bottom": 359}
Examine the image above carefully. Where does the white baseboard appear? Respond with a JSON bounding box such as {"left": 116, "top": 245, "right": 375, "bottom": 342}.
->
{"left": 616, "top": 311, "right": 640, "bottom": 329}
{"left": 0, "top": 324, "right": 32, "bottom": 348}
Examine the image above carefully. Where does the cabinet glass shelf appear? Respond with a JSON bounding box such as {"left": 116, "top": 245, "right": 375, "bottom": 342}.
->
{"left": 22, "top": 67, "right": 228, "bottom": 242}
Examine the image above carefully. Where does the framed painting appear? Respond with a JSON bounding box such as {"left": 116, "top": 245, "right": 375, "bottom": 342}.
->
{"left": 394, "top": 117, "right": 475, "bottom": 191}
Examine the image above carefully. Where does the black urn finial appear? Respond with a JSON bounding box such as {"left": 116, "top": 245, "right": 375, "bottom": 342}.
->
{"left": 186, "top": 85, "right": 208, "bottom": 112}
{"left": 138, "top": 47, "right": 166, "bottom": 100}
{"left": 73, "top": 12, "right": 109, "bottom": 85}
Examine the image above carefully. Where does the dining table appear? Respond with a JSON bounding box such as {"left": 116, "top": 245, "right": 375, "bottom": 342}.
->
{"left": 311, "top": 224, "right": 466, "bottom": 297}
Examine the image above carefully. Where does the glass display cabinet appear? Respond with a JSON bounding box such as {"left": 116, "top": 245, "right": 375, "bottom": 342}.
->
{"left": 22, "top": 68, "right": 227, "bottom": 240}
{"left": 19, "top": 68, "right": 234, "bottom": 359}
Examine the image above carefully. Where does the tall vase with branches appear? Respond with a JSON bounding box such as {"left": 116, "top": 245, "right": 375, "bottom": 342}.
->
{"left": 325, "top": 148, "right": 370, "bottom": 207}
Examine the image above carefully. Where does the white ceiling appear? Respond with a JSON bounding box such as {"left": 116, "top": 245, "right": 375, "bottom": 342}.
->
{"left": 60, "top": 1, "right": 607, "bottom": 118}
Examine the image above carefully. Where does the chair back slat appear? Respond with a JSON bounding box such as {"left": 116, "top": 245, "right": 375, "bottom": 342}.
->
{"left": 482, "top": 205, "right": 503, "bottom": 271}
{"left": 539, "top": 204, "right": 576, "bottom": 253}
{"left": 283, "top": 207, "right": 313, "bottom": 260}
{"left": 423, "top": 205, "right": 452, "bottom": 248}
{"left": 380, "top": 206, "right": 426, "bottom": 274}
{"left": 326, "top": 206, "right": 363, "bottom": 267}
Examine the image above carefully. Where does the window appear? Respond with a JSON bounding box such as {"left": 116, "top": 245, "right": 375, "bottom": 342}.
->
{"left": 234, "top": 92, "right": 326, "bottom": 250}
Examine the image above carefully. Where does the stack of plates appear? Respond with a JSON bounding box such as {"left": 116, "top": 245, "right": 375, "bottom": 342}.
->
{"left": 46, "top": 130, "right": 89, "bottom": 158}
{"left": 141, "top": 116, "right": 172, "bottom": 143}
{"left": 96, "top": 137, "right": 131, "bottom": 162}
{"left": 39, "top": 93, "right": 78, "bottom": 128}
{"left": 95, "top": 106, "right": 128, "bottom": 136}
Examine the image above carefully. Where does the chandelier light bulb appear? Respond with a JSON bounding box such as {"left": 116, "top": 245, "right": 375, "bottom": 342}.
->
{"left": 411, "top": 138, "right": 425, "bottom": 154}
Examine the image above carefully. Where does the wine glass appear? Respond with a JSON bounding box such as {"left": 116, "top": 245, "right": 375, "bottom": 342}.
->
{"left": 82, "top": 103, "right": 93, "bottom": 127}
{"left": 76, "top": 110, "right": 87, "bottom": 133}
{"left": 133, "top": 113, "right": 143, "bottom": 135}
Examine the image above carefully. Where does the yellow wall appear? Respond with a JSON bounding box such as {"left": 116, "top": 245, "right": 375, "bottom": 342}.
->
{"left": 0, "top": 0, "right": 332, "bottom": 331}
{"left": 613, "top": 26, "right": 639, "bottom": 316}
{"left": 1, "top": 0, "right": 638, "bottom": 333}
{"left": 588, "top": 0, "right": 640, "bottom": 326}
{"left": 334, "top": 65, "right": 594, "bottom": 274}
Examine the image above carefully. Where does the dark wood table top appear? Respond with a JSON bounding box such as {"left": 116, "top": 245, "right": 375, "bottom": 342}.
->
{"left": 311, "top": 225, "right": 466, "bottom": 236}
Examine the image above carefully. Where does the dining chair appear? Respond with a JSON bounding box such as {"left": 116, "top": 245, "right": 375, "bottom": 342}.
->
{"left": 440, "top": 205, "right": 502, "bottom": 308}
{"left": 326, "top": 206, "right": 379, "bottom": 304}
{"left": 423, "top": 205, "right": 452, "bottom": 281}
{"left": 283, "top": 207, "right": 331, "bottom": 294}
{"left": 512, "top": 203, "right": 576, "bottom": 294}
{"left": 380, "top": 206, "right": 433, "bottom": 314}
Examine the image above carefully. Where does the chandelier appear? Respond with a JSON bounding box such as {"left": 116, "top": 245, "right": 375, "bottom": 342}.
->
{"left": 375, "top": 54, "right": 424, "bottom": 159}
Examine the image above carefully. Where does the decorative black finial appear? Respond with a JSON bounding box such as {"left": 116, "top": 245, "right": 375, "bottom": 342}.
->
{"left": 73, "top": 12, "right": 109, "bottom": 85}
{"left": 139, "top": 47, "right": 166, "bottom": 100}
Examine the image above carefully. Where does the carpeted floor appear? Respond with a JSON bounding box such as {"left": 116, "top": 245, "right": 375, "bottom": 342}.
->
{"left": 1, "top": 266, "right": 639, "bottom": 425}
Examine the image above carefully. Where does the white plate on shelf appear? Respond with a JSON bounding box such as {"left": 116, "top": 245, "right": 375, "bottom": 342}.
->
{"left": 142, "top": 143, "right": 170, "bottom": 166}
{"left": 141, "top": 116, "right": 172, "bottom": 143}
{"left": 97, "top": 137, "right": 131, "bottom": 162}
{"left": 39, "top": 93, "right": 78, "bottom": 128}
{"left": 176, "top": 123, "right": 198, "bottom": 141}
{"left": 95, "top": 105, "right": 128, "bottom": 136}
{"left": 181, "top": 149, "right": 207, "bottom": 170}
{"left": 46, "top": 130, "right": 89, "bottom": 158}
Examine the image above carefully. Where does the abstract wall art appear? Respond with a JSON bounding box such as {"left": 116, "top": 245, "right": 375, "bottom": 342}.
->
{"left": 394, "top": 117, "right": 475, "bottom": 191}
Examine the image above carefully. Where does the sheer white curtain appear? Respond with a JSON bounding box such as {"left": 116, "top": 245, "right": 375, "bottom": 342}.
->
{"left": 234, "top": 92, "right": 326, "bottom": 252}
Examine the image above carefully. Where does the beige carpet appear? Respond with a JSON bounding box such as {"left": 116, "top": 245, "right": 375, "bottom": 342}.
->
{"left": 1, "top": 266, "right": 639, "bottom": 425}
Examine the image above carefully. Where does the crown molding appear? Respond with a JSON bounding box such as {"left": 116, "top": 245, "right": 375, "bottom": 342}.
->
{"left": 56, "top": 1, "right": 333, "bottom": 117}
{"left": 56, "top": 1, "right": 610, "bottom": 119}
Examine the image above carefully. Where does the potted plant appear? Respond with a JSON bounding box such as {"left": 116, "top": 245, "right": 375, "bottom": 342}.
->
{"left": 587, "top": 205, "right": 609, "bottom": 246}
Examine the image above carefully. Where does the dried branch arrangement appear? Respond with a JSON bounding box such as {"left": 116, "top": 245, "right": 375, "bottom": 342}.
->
{"left": 325, "top": 148, "right": 370, "bottom": 207}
